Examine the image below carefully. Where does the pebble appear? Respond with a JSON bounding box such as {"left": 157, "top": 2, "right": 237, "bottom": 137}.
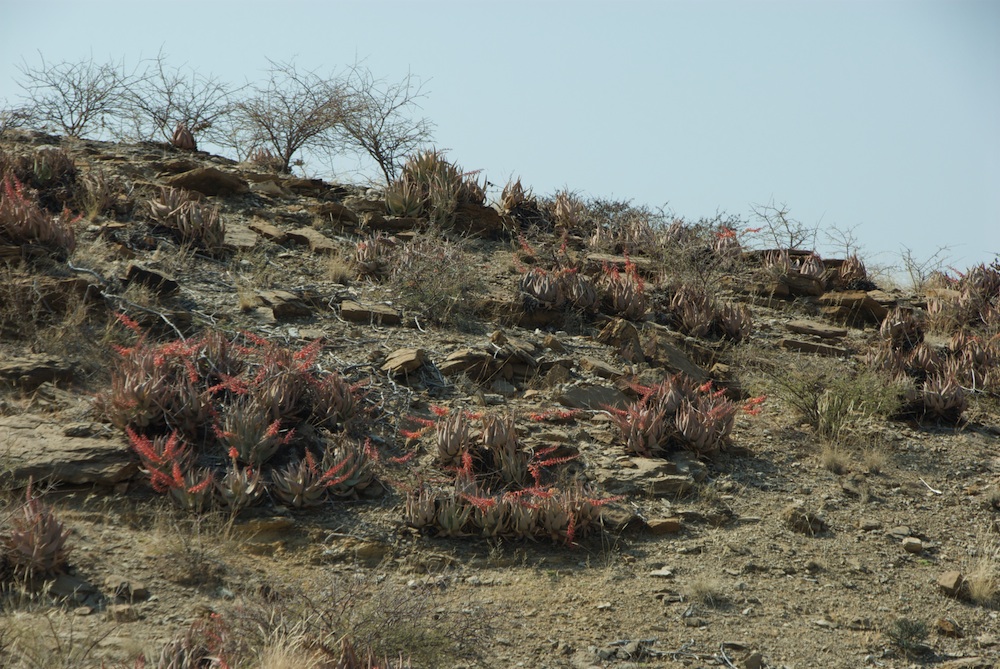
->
{"left": 902, "top": 537, "right": 923, "bottom": 554}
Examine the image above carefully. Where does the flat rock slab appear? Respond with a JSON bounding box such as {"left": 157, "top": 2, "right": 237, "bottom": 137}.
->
{"left": 557, "top": 384, "right": 630, "bottom": 411}
{"left": 125, "top": 263, "right": 178, "bottom": 295}
{"left": 381, "top": 348, "right": 426, "bottom": 376}
{"left": 786, "top": 319, "right": 848, "bottom": 339}
{"left": 580, "top": 356, "right": 624, "bottom": 379}
{"left": 819, "top": 290, "right": 892, "bottom": 324}
{"left": 779, "top": 338, "right": 850, "bottom": 357}
{"left": 0, "top": 415, "right": 135, "bottom": 485}
{"left": 164, "top": 166, "right": 248, "bottom": 196}
{"left": 248, "top": 219, "right": 288, "bottom": 243}
{"left": 223, "top": 222, "right": 259, "bottom": 251}
{"left": 286, "top": 227, "right": 337, "bottom": 254}
{"left": 313, "top": 201, "right": 359, "bottom": 225}
{"left": 0, "top": 355, "right": 75, "bottom": 390}
{"left": 340, "top": 300, "right": 402, "bottom": 326}
{"left": 257, "top": 290, "right": 313, "bottom": 320}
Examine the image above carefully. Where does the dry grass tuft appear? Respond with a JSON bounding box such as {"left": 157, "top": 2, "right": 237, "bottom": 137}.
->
{"left": 965, "top": 545, "right": 1000, "bottom": 607}
{"left": 683, "top": 575, "right": 728, "bottom": 607}
{"left": 820, "top": 443, "right": 849, "bottom": 475}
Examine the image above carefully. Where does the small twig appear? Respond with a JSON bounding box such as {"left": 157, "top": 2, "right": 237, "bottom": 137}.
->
{"left": 918, "top": 477, "right": 943, "bottom": 495}
{"left": 104, "top": 292, "right": 186, "bottom": 341}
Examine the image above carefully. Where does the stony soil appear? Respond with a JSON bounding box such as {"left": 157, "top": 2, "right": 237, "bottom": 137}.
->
{"left": 1, "top": 130, "right": 998, "bottom": 669}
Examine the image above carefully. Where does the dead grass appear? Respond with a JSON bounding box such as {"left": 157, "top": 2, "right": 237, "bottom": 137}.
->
{"left": 683, "top": 575, "right": 728, "bottom": 607}
{"left": 324, "top": 252, "right": 354, "bottom": 284}
{"left": 820, "top": 443, "right": 850, "bottom": 475}
{"left": 965, "top": 539, "right": 1000, "bottom": 607}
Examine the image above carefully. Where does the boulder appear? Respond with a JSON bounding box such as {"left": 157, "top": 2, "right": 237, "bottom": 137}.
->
{"left": 164, "top": 167, "right": 248, "bottom": 196}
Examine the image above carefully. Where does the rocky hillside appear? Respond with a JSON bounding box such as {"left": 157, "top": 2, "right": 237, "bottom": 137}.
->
{"left": 1, "top": 129, "right": 999, "bottom": 669}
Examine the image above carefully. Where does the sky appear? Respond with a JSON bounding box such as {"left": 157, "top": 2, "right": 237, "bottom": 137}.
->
{"left": 1, "top": 0, "right": 997, "bottom": 275}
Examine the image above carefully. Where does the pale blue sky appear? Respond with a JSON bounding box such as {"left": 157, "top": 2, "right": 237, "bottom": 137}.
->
{"left": 2, "top": 0, "right": 997, "bottom": 273}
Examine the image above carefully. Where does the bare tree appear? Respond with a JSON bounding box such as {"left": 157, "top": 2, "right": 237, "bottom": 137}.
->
{"left": 120, "top": 49, "right": 241, "bottom": 144}
{"left": 749, "top": 199, "right": 818, "bottom": 251}
{"left": 224, "top": 60, "right": 352, "bottom": 174}
{"left": 0, "top": 101, "right": 31, "bottom": 137}
{"left": 337, "top": 67, "right": 434, "bottom": 184}
{"left": 15, "top": 53, "right": 138, "bottom": 138}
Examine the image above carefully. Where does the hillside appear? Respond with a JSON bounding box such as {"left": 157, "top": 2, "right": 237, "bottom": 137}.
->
{"left": 1, "top": 129, "right": 999, "bottom": 669}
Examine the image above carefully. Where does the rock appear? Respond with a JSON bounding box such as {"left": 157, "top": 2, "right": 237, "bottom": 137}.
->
{"left": 594, "top": 457, "right": 705, "bottom": 497}
{"left": 381, "top": 348, "right": 426, "bottom": 376}
{"left": 938, "top": 571, "right": 968, "bottom": 598}
{"left": 543, "top": 334, "right": 566, "bottom": 352}
{"left": 778, "top": 271, "right": 827, "bottom": 297}
{"left": 48, "top": 574, "right": 101, "bottom": 605}
{"left": 285, "top": 227, "right": 337, "bottom": 254}
{"left": 743, "top": 652, "right": 764, "bottom": 669}
{"left": 256, "top": 290, "right": 313, "bottom": 320}
{"left": 556, "top": 384, "right": 630, "bottom": 411}
{"left": 105, "top": 574, "right": 149, "bottom": 602}
{"left": 0, "top": 355, "right": 74, "bottom": 390}
{"left": 647, "top": 517, "right": 682, "bottom": 534}
{"left": 249, "top": 180, "right": 286, "bottom": 196}
{"left": 454, "top": 202, "right": 504, "bottom": 237}
{"left": 284, "top": 177, "right": 329, "bottom": 195}
{"left": 105, "top": 603, "right": 139, "bottom": 623}
{"left": 887, "top": 525, "right": 911, "bottom": 539}
{"left": 313, "top": 201, "right": 359, "bottom": 225}
{"left": 639, "top": 323, "right": 711, "bottom": 381}
{"left": 0, "top": 414, "right": 135, "bottom": 485}
{"left": 778, "top": 338, "right": 850, "bottom": 357}
{"left": 782, "top": 502, "right": 827, "bottom": 534}
{"left": 938, "top": 659, "right": 994, "bottom": 669}
{"left": 340, "top": 300, "right": 402, "bottom": 326}
{"left": 785, "top": 320, "right": 848, "bottom": 338}
{"left": 125, "top": 263, "right": 179, "bottom": 295}
{"left": 580, "top": 356, "right": 624, "bottom": 379}
{"left": 248, "top": 219, "right": 288, "bottom": 243}
{"left": 164, "top": 166, "right": 248, "bottom": 196}
{"left": 597, "top": 318, "right": 644, "bottom": 363}
{"left": 223, "top": 222, "right": 259, "bottom": 251}
{"left": 650, "top": 567, "right": 675, "bottom": 578}
{"left": 439, "top": 348, "right": 494, "bottom": 380}
{"left": 902, "top": 537, "right": 924, "bottom": 554}
{"left": 859, "top": 519, "right": 881, "bottom": 531}
{"left": 818, "top": 290, "right": 892, "bottom": 325}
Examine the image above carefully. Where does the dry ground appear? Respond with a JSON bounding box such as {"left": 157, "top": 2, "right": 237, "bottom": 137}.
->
{"left": 1, "top": 131, "right": 998, "bottom": 669}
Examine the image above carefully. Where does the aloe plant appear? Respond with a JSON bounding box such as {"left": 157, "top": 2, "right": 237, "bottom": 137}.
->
{"left": 5, "top": 484, "right": 73, "bottom": 580}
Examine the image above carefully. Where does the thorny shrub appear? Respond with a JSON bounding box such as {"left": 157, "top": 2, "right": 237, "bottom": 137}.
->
{"left": 97, "top": 315, "right": 368, "bottom": 511}
{"left": 386, "top": 231, "right": 488, "bottom": 330}
{"left": 401, "top": 406, "right": 617, "bottom": 545}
